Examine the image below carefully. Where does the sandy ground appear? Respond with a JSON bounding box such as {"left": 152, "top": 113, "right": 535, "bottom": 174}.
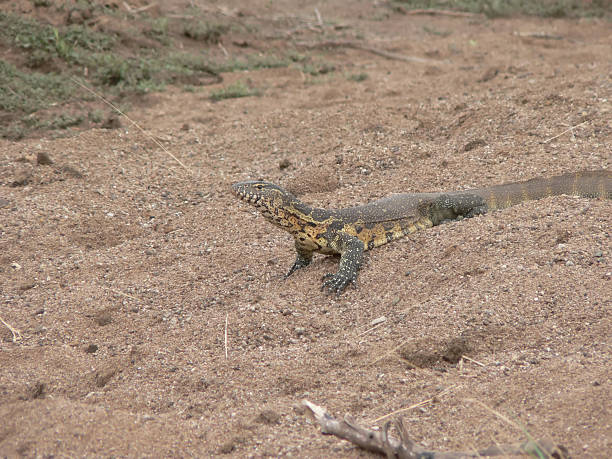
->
{"left": 1, "top": 1, "right": 611, "bottom": 457}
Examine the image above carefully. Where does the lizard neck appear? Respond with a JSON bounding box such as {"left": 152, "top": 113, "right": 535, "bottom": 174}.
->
{"left": 258, "top": 195, "right": 331, "bottom": 236}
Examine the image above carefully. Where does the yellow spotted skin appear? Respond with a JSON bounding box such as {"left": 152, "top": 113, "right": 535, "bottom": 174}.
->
{"left": 232, "top": 170, "right": 611, "bottom": 294}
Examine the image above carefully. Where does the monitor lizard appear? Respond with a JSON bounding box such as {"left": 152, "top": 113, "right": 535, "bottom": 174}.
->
{"left": 232, "top": 170, "right": 610, "bottom": 294}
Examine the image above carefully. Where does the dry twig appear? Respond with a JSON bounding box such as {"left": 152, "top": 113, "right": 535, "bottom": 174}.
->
{"left": 302, "top": 399, "right": 568, "bottom": 458}
{"left": 542, "top": 120, "right": 589, "bottom": 144}
{"left": 461, "top": 355, "right": 486, "bottom": 367}
{"left": 71, "top": 78, "right": 193, "bottom": 174}
{"left": 123, "top": 1, "right": 157, "bottom": 14}
{"left": 218, "top": 43, "right": 229, "bottom": 57}
{"left": 106, "top": 287, "right": 139, "bottom": 302}
{"left": 514, "top": 31, "right": 563, "bottom": 40}
{"left": 357, "top": 322, "right": 385, "bottom": 337}
{"left": 0, "top": 315, "right": 22, "bottom": 343}
{"left": 403, "top": 9, "right": 483, "bottom": 18}
{"left": 373, "top": 385, "right": 455, "bottom": 423}
{"left": 224, "top": 313, "right": 229, "bottom": 359}
{"left": 314, "top": 7, "right": 323, "bottom": 27}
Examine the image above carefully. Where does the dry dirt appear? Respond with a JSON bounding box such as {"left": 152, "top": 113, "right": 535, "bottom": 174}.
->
{"left": 1, "top": 1, "right": 611, "bottom": 457}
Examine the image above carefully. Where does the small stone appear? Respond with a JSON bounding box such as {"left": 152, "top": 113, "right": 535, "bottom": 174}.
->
{"left": 95, "top": 311, "right": 112, "bottom": 326}
{"left": 593, "top": 250, "right": 603, "bottom": 257}
{"left": 95, "top": 367, "right": 116, "bottom": 387}
{"left": 295, "top": 327, "right": 306, "bottom": 336}
{"left": 59, "top": 165, "right": 83, "bottom": 179}
{"left": 85, "top": 344, "right": 98, "bottom": 353}
{"left": 19, "top": 281, "right": 36, "bottom": 291}
{"left": 196, "top": 377, "right": 209, "bottom": 391}
{"left": 27, "top": 381, "right": 46, "bottom": 400}
{"left": 36, "top": 152, "right": 53, "bottom": 165}
{"left": 463, "top": 139, "right": 486, "bottom": 152}
{"left": 278, "top": 158, "right": 291, "bottom": 170}
{"left": 371, "top": 316, "right": 386, "bottom": 326}
{"left": 11, "top": 170, "right": 31, "bottom": 187}
{"left": 255, "top": 409, "right": 281, "bottom": 425}
{"left": 101, "top": 116, "right": 121, "bottom": 129}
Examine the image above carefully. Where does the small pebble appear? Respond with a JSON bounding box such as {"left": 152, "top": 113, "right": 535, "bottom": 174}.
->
{"left": 371, "top": 316, "right": 386, "bottom": 326}
{"left": 36, "top": 152, "right": 54, "bottom": 165}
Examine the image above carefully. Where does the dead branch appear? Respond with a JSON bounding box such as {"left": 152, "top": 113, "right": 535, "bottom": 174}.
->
{"left": 514, "top": 31, "right": 564, "bottom": 40}
{"left": 123, "top": 1, "right": 157, "bottom": 14}
{"left": 0, "top": 315, "right": 22, "bottom": 343}
{"left": 541, "top": 119, "right": 589, "bottom": 144}
{"left": 302, "top": 399, "right": 569, "bottom": 458}
{"left": 295, "top": 41, "right": 442, "bottom": 64}
{"left": 314, "top": 7, "right": 323, "bottom": 27}
{"left": 403, "top": 9, "right": 483, "bottom": 18}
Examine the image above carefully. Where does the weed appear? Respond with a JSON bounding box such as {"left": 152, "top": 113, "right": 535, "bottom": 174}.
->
{"left": 88, "top": 110, "right": 104, "bottom": 123}
{"left": 300, "top": 61, "right": 335, "bottom": 76}
{"left": 423, "top": 25, "right": 451, "bottom": 37}
{"left": 0, "top": 60, "right": 74, "bottom": 113}
{"left": 167, "top": 53, "right": 220, "bottom": 76}
{"left": 183, "top": 20, "right": 228, "bottom": 43}
{"left": 49, "top": 114, "right": 84, "bottom": 130}
{"left": 216, "top": 55, "right": 289, "bottom": 73}
{"left": 394, "top": 0, "right": 611, "bottom": 18}
{"left": 0, "top": 12, "right": 115, "bottom": 65}
{"left": 347, "top": 72, "right": 368, "bottom": 82}
{"left": 146, "top": 17, "right": 170, "bottom": 45}
{"left": 210, "top": 81, "right": 260, "bottom": 101}
{"left": 287, "top": 51, "right": 308, "bottom": 63}
{"left": 0, "top": 10, "right": 310, "bottom": 139}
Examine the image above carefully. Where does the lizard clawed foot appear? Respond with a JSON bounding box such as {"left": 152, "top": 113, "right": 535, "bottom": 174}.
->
{"left": 321, "top": 272, "right": 357, "bottom": 295}
{"left": 285, "top": 257, "right": 311, "bottom": 279}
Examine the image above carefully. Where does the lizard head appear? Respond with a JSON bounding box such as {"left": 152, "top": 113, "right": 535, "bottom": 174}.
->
{"left": 232, "top": 180, "right": 303, "bottom": 223}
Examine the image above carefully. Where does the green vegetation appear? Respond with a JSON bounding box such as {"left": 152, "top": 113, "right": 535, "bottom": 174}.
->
{"left": 183, "top": 20, "right": 228, "bottom": 43}
{"left": 422, "top": 25, "right": 451, "bottom": 37}
{"left": 0, "top": 60, "right": 74, "bottom": 113}
{"left": 145, "top": 17, "right": 170, "bottom": 45}
{"left": 300, "top": 60, "right": 336, "bottom": 76}
{"left": 210, "top": 81, "right": 260, "bottom": 101}
{"left": 347, "top": 72, "right": 369, "bottom": 82}
{"left": 0, "top": 8, "right": 292, "bottom": 139}
{"left": 1, "top": 13, "right": 115, "bottom": 67}
{"left": 213, "top": 54, "right": 290, "bottom": 73}
{"left": 395, "top": 0, "right": 611, "bottom": 18}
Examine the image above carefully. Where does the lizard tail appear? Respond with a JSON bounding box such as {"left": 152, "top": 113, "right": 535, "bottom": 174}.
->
{"left": 472, "top": 170, "right": 611, "bottom": 210}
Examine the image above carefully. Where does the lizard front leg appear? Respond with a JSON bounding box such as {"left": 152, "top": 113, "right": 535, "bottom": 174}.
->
{"left": 285, "top": 240, "right": 314, "bottom": 278}
{"left": 321, "top": 231, "right": 364, "bottom": 294}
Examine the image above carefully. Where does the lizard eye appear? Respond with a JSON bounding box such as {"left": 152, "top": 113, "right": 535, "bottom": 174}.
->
{"left": 255, "top": 184, "right": 264, "bottom": 190}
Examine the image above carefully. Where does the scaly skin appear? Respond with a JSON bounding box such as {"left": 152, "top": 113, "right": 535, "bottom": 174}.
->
{"left": 232, "top": 170, "right": 611, "bottom": 294}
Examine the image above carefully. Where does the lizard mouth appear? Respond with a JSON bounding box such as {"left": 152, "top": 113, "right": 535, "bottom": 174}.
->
{"left": 232, "top": 185, "right": 264, "bottom": 207}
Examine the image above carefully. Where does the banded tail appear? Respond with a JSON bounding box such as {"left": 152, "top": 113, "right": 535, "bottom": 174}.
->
{"left": 472, "top": 170, "right": 611, "bottom": 210}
